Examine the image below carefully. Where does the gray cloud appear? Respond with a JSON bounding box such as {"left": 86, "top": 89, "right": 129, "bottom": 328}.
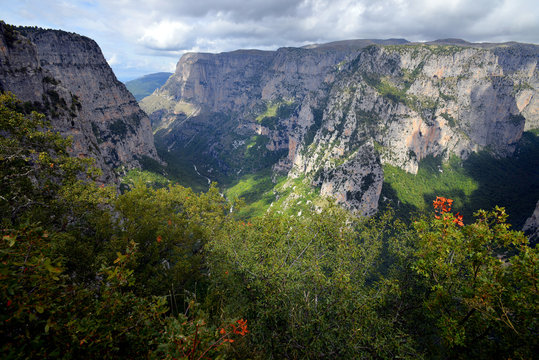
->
{"left": 105, "top": 0, "right": 305, "bottom": 20}
{"left": 1, "top": 0, "right": 538, "bottom": 80}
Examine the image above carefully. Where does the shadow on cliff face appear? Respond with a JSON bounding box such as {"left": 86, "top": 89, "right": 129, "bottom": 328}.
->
{"left": 380, "top": 131, "right": 539, "bottom": 228}
{"left": 460, "top": 131, "right": 539, "bottom": 228}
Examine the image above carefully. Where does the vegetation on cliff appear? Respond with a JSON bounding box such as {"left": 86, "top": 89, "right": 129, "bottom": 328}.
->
{"left": 1, "top": 93, "right": 537, "bottom": 359}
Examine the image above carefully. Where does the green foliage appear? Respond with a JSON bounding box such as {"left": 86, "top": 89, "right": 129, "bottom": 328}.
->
{"left": 152, "top": 111, "right": 233, "bottom": 191}
{"left": 255, "top": 99, "right": 295, "bottom": 124}
{"left": 206, "top": 208, "right": 420, "bottom": 358}
{"left": 152, "top": 305, "right": 250, "bottom": 360}
{"left": 270, "top": 175, "right": 323, "bottom": 216}
{"left": 376, "top": 77, "right": 409, "bottom": 104}
{"left": 224, "top": 168, "right": 279, "bottom": 218}
{"left": 238, "top": 135, "right": 287, "bottom": 175}
{"left": 2, "top": 22, "right": 18, "bottom": 47}
{"left": 111, "top": 181, "right": 231, "bottom": 299}
{"left": 0, "top": 94, "right": 242, "bottom": 359}
{"left": 0, "top": 92, "right": 97, "bottom": 226}
{"left": 152, "top": 142, "right": 210, "bottom": 193}
{"left": 0, "top": 225, "right": 169, "bottom": 359}
{"left": 362, "top": 73, "right": 426, "bottom": 112}
{"left": 440, "top": 111, "right": 457, "bottom": 127}
{"left": 384, "top": 44, "right": 465, "bottom": 57}
{"left": 303, "top": 102, "right": 326, "bottom": 148}
{"left": 389, "top": 205, "right": 538, "bottom": 359}
{"left": 1, "top": 93, "right": 537, "bottom": 359}
{"left": 151, "top": 99, "right": 291, "bottom": 195}
{"left": 121, "top": 168, "right": 171, "bottom": 190}
{"left": 402, "top": 62, "right": 424, "bottom": 88}
{"left": 382, "top": 155, "right": 479, "bottom": 218}
{"left": 255, "top": 102, "right": 278, "bottom": 123}
{"left": 513, "top": 81, "right": 533, "bottom": 94}
{"left": 382, "top": 132, "right": 539, "bottom": 227}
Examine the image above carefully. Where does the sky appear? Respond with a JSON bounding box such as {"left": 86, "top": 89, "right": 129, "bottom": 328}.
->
{"left": 1, "top": 0, "right": 538, "bottom": 81}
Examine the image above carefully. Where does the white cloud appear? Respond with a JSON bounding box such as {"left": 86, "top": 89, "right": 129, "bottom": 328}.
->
{"left": 107, "top": 53, "right": 119, "bottom": 66}
{"left": 137, "top": 20, "right": 194, "bottom": 50}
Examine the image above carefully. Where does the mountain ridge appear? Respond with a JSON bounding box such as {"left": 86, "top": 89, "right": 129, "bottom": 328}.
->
{"left": 141, "top": 38, "right": 538, "bottom": 220}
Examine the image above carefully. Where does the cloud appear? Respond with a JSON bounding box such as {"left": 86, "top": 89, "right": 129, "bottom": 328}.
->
{"left": 106, "top": 53, "right": 119, "bottom": 66}
{"left": 1, "top": 0, "right": 537, "bottom": 79}
{"left": 105, "top": 0, "right": 304, "bottom": 21}
{"left": 137, "top": 20, "right": 194, "bottom": 50}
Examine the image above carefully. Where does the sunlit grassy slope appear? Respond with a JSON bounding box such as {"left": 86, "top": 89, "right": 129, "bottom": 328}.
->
{"left": 381, "top": 131, "right": 539, "bottom": 227}
{"left": 223, "top": 167, "right": 325, "bottom": 219}
{"left": 137, "top": 131, "right": 538, "bottom": 226}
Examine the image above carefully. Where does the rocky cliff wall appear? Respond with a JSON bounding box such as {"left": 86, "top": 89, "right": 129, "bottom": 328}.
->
{"left": 141, "top": 40, "right": 405, "bottom": 130}
{"left": 143, "top": 39, "right": 538, "bottom": 216}
{"left": 0, "top": 23, "right": 160, "bottom": 182}
{"left": 523, "top": 200, "right": 539, "bottom": 244}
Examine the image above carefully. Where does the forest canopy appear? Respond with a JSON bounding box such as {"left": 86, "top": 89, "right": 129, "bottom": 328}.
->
{"left": 1, "top": 92, "right": 537, "bottom": 359}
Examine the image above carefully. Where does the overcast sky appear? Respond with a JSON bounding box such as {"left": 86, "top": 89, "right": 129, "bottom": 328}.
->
{"left": 2, "top": 0, "right": 538, "bottom": 81}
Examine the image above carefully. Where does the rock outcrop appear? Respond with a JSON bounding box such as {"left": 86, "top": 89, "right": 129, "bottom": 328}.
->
{"left": 143, "top": 39, "right": 538, "bottom": 215}
{"left": 523, "top": 200, "right": 539, "bottom": 244}
{"left": 0, "top": 22, "right": 160, "bottom": 182}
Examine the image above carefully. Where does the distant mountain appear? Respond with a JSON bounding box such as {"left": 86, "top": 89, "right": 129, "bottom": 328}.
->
{"left": 125, "top": 72, "right": 173, "bottom": 101}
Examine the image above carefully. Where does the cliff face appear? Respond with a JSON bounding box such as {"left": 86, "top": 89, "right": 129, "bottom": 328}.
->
{"left": 141, "top": 46, "right": 363, "bottom": 140}
{"left": 523, "top": 200, "right": 539, "bottom": 244}
{"left": 291, "top": 44, "right": 537, "bottom": 213}
{"left": 142, "top": 40, "right": 408, "bottom": 214}
{"left": 0, "top": 23, "right": 160, "bottom": 182}
{"left": 151, "top": 40, "right": 410, "bottom": 114}
{"left": 143, "top": 39, "right": 538, "bottom": 216}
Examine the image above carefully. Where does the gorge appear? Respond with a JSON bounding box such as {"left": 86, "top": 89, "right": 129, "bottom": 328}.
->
{"left": 1, "top": 20, "right": 538, "bottom": 359}
{"left": 1, "top": 21, "right": 538, "bottom": 232}
{"left": 141, "top": 38, "right": 538, "bottom": 227}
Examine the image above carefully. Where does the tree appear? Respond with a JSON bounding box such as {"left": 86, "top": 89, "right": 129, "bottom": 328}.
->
{"left": 0, "top": 92, "right": 246, "bottom": 359}
{"left": 111, "top": 181, "right": 231, "bottom": 302}
{"left": 206, "top": 206, "right": 419, "bottom": 359}
{"left": 391, "top": 197, "right": 538, "bottom": 359}
{"left": 0, "top": 92, "right": 96, "bottom": 227}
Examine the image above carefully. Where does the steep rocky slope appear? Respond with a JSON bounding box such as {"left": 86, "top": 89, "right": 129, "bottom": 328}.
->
{"left": 141, "top": 40, "right": 408, "bottom": 211}
{"left": 291, "top": 44, "right": 537, "bottom": 213}
{"left": 524, "top": 200, "right": 539, "bottom": 244}
{"left": 143, "top": 39, "right": 538, "bottom": 217}
{"left": 0, "top": 22, "right": 160, "bottom": 182}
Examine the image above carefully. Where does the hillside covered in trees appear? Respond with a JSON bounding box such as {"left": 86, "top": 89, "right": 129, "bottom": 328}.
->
{"left": 1, "top": 92, "right": 537, "bottom": 359}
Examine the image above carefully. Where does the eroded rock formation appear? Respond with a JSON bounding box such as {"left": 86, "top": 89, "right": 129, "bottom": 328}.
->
{"left": 0, "top": 22, "right": 160, "bottom": 182}
{"left": 143, "top": 39, "right": 538, "bottom": 216}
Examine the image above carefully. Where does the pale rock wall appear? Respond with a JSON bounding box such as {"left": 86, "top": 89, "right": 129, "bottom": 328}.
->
{"left": 0, "top": 23, "right": 160, "bottom": 182}
{"left": 291, "top": 44, "right": 536, "bottom": 214}
{"left": 523, "top": 200, "right": 539, "bottom": 244}
{"left": 143, "top": 39, "right": 538, "bottom": 215}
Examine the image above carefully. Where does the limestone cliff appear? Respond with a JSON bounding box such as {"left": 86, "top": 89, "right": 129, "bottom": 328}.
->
{"left": 142, "top": 40, "right": 408, "bottom": 214}
{"left": 291, "top": 43, "right": 537, "bottom": 213}
{"left": 523, "top": 201, "right": 539, "bottom": 244}
{"left": 0, "top": 22, "right": 160, "bottom": 182}
{"left": 143, "top": 39, "right": 538, "bottom": 216}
